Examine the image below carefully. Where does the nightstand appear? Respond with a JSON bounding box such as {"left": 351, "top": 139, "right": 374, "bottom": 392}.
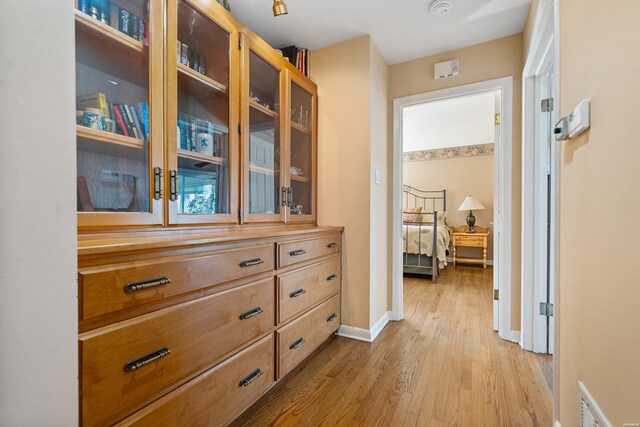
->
{"left": 451, "top": 226, "right": 490, "bottom": 268}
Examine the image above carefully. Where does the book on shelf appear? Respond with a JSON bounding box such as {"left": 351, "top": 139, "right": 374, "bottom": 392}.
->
{"left": 278, "top": 45, "right": 310, "bottom": 77}
{"left": 77, "top": 92, "right": 108, "bottom": 116}
{"left": 76, "top": 0, "right": 149, "bottom": 46}
{"left": 177, "top": 113, "right": 218, "bottom": 153}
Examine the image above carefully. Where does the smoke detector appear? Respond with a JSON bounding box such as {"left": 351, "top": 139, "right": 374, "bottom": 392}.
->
{"left": 430, "top": 0, "right": 453, "bottom": 16}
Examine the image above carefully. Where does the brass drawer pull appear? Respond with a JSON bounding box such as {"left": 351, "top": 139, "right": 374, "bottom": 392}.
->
{"left": 240, "top": 258, "right": 264, "bottom": 268}
{"left": 290, "top": 337, "right": 305, "bottom": 350}
{"left": 327, "top": 313, "right": 338, "bottom": 322}
{"left": 124, "top": 347, "right": 171, "bottom": 372}
{"left": 124, "top": 277, "right": 171, "bottom": 293}
{"left": 326, "top": 242, "right": 338, "bottom": 248}
{"left": 290, "top": 288, "right": 306, "bottom": 298}
{"left": 326, "top": 274, "right": 338, "bottom": 281}
{"left": 239, "top": 368, "right": 263, "bottom": 387}
{"left": 289, "top": 249, "right": 306, "bottom": 257}
{"left": 239, "top": 307, "right": 264, "bottom": 320}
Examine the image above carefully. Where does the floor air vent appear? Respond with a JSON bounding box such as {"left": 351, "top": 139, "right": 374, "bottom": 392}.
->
{"left": 579, "top": 382, "right": 612, "bottom": 427}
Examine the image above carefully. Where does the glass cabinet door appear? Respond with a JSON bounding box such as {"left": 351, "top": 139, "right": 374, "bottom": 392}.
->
{"left": 242, "top": 41, "right": 285, "bottom": 223}
{"left": 286, "top": 72, "right": 316, "bottom": 222}
{"left": 75, "top": 0, "right": 163, "bottom": 227}
{"left": 167, "top": 0, "right": 238, "bottom": 225}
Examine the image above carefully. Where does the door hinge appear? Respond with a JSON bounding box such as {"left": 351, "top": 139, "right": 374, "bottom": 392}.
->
{"left": 494, "top": 113, "right": 501, "bottom": 125}
{"left": 237, "top": 208, "right": 242, "bottom": 220}
{"left": 539, "top": 302, "right": 554, "bottom": 317}
{"left": 238, "top": 123, "right": 242, "bottom": 134}
{"left": 541, "top": 98, "right": 554, "bottom": 113}
{"left": 238, "top": 38, "right": 242, "bottom": 50}
{"left": 153, "top": 167, "right": 162, "bottom": 200}
{"left": 493, "top": 289, "right": 499, "bottom": 301}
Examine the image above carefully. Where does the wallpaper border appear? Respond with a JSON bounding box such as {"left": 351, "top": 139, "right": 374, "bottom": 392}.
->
{"left": 404, "top": 143, "right": 494, "bottom": 162}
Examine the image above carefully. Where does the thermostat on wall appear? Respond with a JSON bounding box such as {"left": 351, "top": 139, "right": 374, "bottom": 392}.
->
{"left": 567, "top": 99, "right": 590, "bottom": 138}
{"left": 434, "top": 59, "right": 459, "bottom": 80}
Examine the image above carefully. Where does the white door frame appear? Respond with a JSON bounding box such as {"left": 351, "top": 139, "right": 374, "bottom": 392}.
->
{"left": 521, "top": 0, "right": 560, "bottom": 422}
{"left": 391, "top": 77, "right": 515, "bottom": 342}
{"left": 521, "top": 0, "right": 558, "bottom": 352}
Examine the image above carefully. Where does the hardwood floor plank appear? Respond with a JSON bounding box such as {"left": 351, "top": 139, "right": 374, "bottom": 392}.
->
{"left": 233, "top": 266, "right": 553, "bottom": 427}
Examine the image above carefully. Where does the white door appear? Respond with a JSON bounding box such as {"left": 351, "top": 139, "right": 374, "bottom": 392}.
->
{"left": 533, "top": 63, "right": 555, "bottom": 354}
{"left": 492, "top": 92, "right": 501, "bottom": 332}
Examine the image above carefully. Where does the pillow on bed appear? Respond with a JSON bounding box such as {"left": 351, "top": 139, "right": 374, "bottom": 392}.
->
{"left": 420, "top": 211, "right": 447, "bottom": 226}
{"left": 402, "top": 207, "right": 422, "bottom": 223}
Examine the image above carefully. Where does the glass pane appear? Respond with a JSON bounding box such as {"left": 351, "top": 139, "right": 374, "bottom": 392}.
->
{"left": 176, "top": 0, "right": 230, "bottom": 215}
{"left": 289, "top": 82, "right": 312, "bottom": 216}
{"left": 75, "top": 0, "right": 151, "bottom": 213}
{"left": 248, "top": 51, "right": 280, "bottom": 215}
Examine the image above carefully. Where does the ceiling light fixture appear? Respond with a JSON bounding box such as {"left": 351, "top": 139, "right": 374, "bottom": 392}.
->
{"left": 430, "top": 0, "right": 453, "bottom": 16}
{"left": 272, "top": 0, "right": 288, "bottom": 17}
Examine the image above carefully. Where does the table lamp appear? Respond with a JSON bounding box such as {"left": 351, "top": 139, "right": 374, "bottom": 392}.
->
{"left": 458, "top": 195, "right": 485, "bottom": 233}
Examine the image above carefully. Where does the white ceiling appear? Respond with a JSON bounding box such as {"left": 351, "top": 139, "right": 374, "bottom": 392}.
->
{"left": 230, "top": 0, "right": 531, "bottom": 65}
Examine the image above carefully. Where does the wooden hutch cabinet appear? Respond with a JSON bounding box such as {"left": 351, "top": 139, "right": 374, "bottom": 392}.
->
{"left": 74, "top": 0, "right": 339, "bottom": 425}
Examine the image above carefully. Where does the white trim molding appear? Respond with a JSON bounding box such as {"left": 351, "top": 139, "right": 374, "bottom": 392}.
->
{"left": 337, "top": 311, "right": 391, "bottom": 343}
{"left": 554, "top": 422, "right": 562, "bottom": 427}
{"left": 509, "top": 330, "right": 521, "bottom": 343}
{"left": 392, "top": 77, "right": 514, "bottom": 340}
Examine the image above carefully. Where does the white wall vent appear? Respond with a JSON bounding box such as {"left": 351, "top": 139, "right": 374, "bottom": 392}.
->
{"left": 579, "top": 382, "right": 612, "bottom": 427}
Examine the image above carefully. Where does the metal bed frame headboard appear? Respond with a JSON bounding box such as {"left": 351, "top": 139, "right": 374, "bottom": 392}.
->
{"left": 402, "top": 185, "right": 446, "bottom": 213}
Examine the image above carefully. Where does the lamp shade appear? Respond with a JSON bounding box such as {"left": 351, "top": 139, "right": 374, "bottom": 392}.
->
{"left": 458, "top": 195, "right": 485, "bottom": 211}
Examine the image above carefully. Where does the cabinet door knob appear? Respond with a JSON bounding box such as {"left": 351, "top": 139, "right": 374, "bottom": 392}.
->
{"left": 289, "top": 288, "right": 306, "bottom": 298}
{"left": 239, "top": 368, "right": 263, "bottom": 387}
{"left": 239, "top": 307, "right": 264, "bottom": 320}
{"left": 124, "top": 277, "right": 171, "bottom": 293}
{"left": 289, "top": 337, "right": 305, "bottom": 350}
{"left": 240, "top": 258, "right": 264, "bottom": 268}
{"left": 124, "top": 347, "right": 171, "bottom": 372}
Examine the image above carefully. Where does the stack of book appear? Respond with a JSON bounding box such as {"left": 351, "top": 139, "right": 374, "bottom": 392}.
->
{"left": 77, "top": 92, "right": 150, "bottom": 141}
{"left": 279, "top": 45, "right": 309, "bottom": 77}
{"left": 177, "top": 113, "right": 216, "bottom": 152}
{"left": 177, "top": 40, "right": 207, "bottom": 75}
{"left": 76, "top": 0, "right": 149, "bottom": 46}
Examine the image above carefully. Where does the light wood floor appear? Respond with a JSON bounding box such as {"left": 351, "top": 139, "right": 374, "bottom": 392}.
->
{"left": 233, "top": 266, "right": 553, "bottom": 426}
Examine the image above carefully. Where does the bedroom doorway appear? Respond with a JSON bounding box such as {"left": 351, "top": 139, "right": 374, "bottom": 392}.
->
{"left": 392, "top": 77, "right": 515, "bottom": 342}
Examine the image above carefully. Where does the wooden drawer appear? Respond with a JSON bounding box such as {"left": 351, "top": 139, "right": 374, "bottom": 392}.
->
{"left": 80, "top": 278, "right": 274, "bottom": 427}
{"left": 278, "top": 257, "right": 341, "bottom": 324}
{"left": 116, "top": 335, "right": 275, "bottom": 427}
{"left": 278, "top": 234, "right": 341, "bottom": 268}
{"left": 276, "top": 294, "right": 340, "bottom": 379}
{"left": 79, "top": 244, "right": 274, "bottom": 320}
{"left": 454, "top": 235, "right": 485, "bottom": 247}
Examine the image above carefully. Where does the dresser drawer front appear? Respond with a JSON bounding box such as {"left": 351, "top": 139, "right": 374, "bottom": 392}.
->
{"left": 278, "top": 234, "right": 341, "bottom": 268}
{"left": 278, "top": 257, "right": 341, "bottom": 324}
{"left": 455, "top": 235, "right": 485, "bottom": 247}
{"left": 80, "top": 279, "right": 274, "bottom": 427}
{"left": 79, "top": 244, "right": 274, "bottom": 320}
{"left": 276, "top": 294, "right": 340, "bottom": 379}
{"left": 116, "top": 335, "right": 275, "bottom": 427}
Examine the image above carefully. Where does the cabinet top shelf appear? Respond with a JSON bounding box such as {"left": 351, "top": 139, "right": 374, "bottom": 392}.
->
{"left": 75, "top": 9, "right": 147, "bottom": 54}
{"left": 177, "top": 63, "right": 227, "bottom": 94}
{"left": 291, "top": 121, "right": 311, "bottom": 134}
{"left": 177, "top": 149, "right": 227, "bottom": 165}
{"left": 249, "top": 100, "right": 279, "bottom": 118}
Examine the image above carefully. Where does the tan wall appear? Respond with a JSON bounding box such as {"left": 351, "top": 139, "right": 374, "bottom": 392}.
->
{"left": 556, "top": 1, "right": 640, "bottom": 425}
{"left": 389, "top": 34, "right": 523, "bottom": 330}
{"left": 403, "top": 155, "right": 494, "bottom": 261}
{"left": 369, "top": 39, "right": 390, "bottom": 325}
{"left": 313, "top": 36, "right": 373, "bottom": 330}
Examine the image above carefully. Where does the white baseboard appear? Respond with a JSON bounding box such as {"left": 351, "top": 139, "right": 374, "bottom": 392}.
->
{"left": 509, "top": 330, "right": 521, "bottom": 343}
{"left": 554, "top": 421, "right": 562, "bottom": 427}
{"left": 337, "top": 311, "right": 391, "bottom": 343}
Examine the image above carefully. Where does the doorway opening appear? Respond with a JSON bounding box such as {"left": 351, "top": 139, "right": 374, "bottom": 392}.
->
{"left": 391, "top": 77, "right": 515, "bottom": 341}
